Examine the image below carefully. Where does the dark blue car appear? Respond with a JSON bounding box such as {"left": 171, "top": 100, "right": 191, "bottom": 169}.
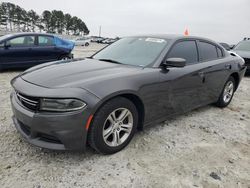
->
{"left": 0, "top": 33, "right": 74, "bottom": 70}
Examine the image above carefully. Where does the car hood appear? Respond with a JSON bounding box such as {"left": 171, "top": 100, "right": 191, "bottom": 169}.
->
{"left": 232, "top": 50, "right": 250, "bottom": 59}
{"left": 21, "top": 59, "right": 142, "bottom": 89}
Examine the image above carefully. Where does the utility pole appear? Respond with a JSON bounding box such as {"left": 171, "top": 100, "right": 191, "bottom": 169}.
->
{"left": 99, "top": 25, "right": 102, "bottom": 37}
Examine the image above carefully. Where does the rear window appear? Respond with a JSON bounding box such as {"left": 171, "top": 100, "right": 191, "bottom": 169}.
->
{"left": 38, "top": 36, "right": 54, "bottom": 46}
{"left": 199, "top": 41, "right": 218, "bottom": 61}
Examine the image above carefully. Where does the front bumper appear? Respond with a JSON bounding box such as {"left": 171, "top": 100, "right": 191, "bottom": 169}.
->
{"left": 10, "top": 78, "right": 100, "bottom": 151}
{"left": 11, "top": 95, "right": 87, "bottom": 150}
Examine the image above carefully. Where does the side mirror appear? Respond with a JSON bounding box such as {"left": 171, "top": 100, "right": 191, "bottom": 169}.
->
{"left": 162, "top": 58, "right": 186, "bottom": 68}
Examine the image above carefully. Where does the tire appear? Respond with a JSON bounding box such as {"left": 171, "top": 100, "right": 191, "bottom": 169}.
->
{"left": 85, "top": 42, "right": 89, "bottom": 46}
{"left": 59, "top": 55, "right": 70, "bottom": 60}
{"left": 216, "top": 76, "right": 235, "bottom": 108}
{"left": 88, "top": 97, "right": 138, "bottom": 154}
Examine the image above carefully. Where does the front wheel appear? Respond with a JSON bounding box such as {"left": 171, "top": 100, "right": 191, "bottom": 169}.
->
{"left": 216, "top": 76, "right": 235, "bottom": 108}
{"left": 88, "top": 97, "right": 138, "bottom": 154}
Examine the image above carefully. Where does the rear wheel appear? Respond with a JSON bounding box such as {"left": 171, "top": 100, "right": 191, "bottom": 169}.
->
{"left": 85, "top": 42, "right": 89, "bottom": 46}
{"left": 88, "top": 97, "right": 138, "bottom": 154}
{"left": 216, "top": 76, "right": 235, "bottom": 108}
{"left": 59, "top": 55, "right": 70, "bottom": 60}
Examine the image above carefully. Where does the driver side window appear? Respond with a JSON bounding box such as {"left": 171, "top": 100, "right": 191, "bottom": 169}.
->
{"left": 6, "top": 36, "right": 35, "bottom": 47}
{"left": 167, "top": 40, "right": 198, "bottom": 65}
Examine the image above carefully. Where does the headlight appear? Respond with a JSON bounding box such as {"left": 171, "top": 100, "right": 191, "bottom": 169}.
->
{"left": 40, "top": 98, "right": 86, "bottom": 112}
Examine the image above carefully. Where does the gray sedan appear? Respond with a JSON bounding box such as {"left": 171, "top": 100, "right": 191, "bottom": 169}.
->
{"left": 10, "top": 35, "right": 246, "bottom": 154}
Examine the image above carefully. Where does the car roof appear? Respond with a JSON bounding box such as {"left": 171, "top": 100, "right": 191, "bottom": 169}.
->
{"left": 125, "top": 34, "right": 225, "bottom": 68}
{"left": 0, "top": 32, "right": 56, "bottom": 42}
{"left": 7, "top": 32, "right": 54, "bottom": 37}
{"left": 125, "top": 34, "right": 217, "bottom": 43}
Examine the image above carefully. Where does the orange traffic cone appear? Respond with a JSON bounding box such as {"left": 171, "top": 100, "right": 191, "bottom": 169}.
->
{"left": 184, "top": 29, "right": 189, "bottom": 36}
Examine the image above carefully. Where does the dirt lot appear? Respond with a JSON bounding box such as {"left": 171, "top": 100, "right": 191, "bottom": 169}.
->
{"left": 0, "top": 44, "right": 250, "bottom": 188}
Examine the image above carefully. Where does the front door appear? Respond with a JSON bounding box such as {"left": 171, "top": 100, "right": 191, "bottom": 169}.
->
{"left": 0, "top": 35, "right": 36, "bottom": 68}
{"left": 159, "top": 40, "right": 206, "bottom": 116}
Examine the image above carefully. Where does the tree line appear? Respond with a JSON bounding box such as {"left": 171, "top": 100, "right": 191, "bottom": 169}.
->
{"left": 0, "top": 2, "right": 89, "bottom": 35}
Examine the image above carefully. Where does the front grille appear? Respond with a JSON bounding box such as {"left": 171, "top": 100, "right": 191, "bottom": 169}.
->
{"left": 16, "top": 92, "right": 40, "bottom": 111}
{"left": 18, "top": 120, "right": 62, "bottom": 144}
{"left": 37, "top": 133, "right": 62, "bottom": 144}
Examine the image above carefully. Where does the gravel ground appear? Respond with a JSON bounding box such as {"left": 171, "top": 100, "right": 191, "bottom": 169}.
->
{"left": 0, "top": 43, "right": 250, "bottom": 188}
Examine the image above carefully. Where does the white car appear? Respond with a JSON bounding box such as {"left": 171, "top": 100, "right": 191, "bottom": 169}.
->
{"left": 73, "top": 37, "right": 91, "bottom": 46}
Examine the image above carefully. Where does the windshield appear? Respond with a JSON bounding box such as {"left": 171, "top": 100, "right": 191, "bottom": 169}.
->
{"left": 93, "top": 37, "right": 168, "bottom": 66}
{"left": 234, "top": 41, "right": 250, "bottom": 51}
{"left": 0, "top": 34, "right": 13, "bottom": 42}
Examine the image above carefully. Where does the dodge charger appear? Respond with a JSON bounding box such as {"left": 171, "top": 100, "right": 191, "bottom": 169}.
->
{"left": 10, "top": 35, "right": 246, "bottom": 154}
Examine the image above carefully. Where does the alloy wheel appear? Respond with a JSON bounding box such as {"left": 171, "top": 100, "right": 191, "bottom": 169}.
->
{"left": 61, "top": 56, "right": 69, "bottom": 60}
{"left": 102, "top": 108, "right": 133, "bottom": 147}
{"left": 223, "top": 80, "right": 234, "bottom": 103}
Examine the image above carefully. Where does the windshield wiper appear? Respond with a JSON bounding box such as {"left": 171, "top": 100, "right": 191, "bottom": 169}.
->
{"left": 98, "top": 58, "right": 123, "bottom": 64}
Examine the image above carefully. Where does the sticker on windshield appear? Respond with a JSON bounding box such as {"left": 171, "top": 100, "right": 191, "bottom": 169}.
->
{"left": 145, "top": 38, "right": 166, "bottom": 43}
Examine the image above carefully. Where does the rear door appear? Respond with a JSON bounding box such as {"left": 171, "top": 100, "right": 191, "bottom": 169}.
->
{"left": 0, "top": 35, "right": 36, "bottom": 68}
{"left": 31, "top": 35, "right": 59, "bottom": 63}
{"left": 197, "top": 40, "right": 231, "bottom": 104}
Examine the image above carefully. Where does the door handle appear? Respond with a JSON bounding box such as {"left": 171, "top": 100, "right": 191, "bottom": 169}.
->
{"left": 198, "top": 71, "right": 205, "bottom": 78}
{"left": 198, "top": 71, "right": 205, "bottom": 83}
{"left": 225, "top": 64, "right": 231, "bottom": 69}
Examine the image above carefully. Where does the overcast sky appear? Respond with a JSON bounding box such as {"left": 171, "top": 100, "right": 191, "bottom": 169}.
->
{"left": 4, "top": 0, "right": 250, "bottom": 44}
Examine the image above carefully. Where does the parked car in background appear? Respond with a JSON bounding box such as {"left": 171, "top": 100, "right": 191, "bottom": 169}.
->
{"left": 72, "top": 37, "right": 91, "bottom": 46}
{"left": 91, "top": 37, "right": 119, "bottom": 44}
{"left": 220, "top": 42, "right": 231, "bottom": 51}
{"left": 232, "top": 38, "right": 250, "bottom": 73}
{"left": 91, "top": 36, "right": 101, "bottom": 42}
{"left": 101, "top": 38, "right": 111, "bottom": 44}
{"left": 10, "top": 35, "right": 246, "bottom": 154}
{"left": 102, "top": 38, "right": 118, "bottom": 44}
{"left": 0, "top": 33, "right": 74, "bottom": 71}
{"left": 96, "top": 37, "right": 106, "bottom": 43}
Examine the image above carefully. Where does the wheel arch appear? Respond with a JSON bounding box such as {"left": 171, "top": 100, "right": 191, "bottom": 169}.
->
{"left": 230, "top": 72, "right": 240, "bottom": 91}
{"left": 58, "top": 53, "right": 71, "bottom": 60}
{"left": 91, "top": 91, "right": 145, "bottom": 131}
